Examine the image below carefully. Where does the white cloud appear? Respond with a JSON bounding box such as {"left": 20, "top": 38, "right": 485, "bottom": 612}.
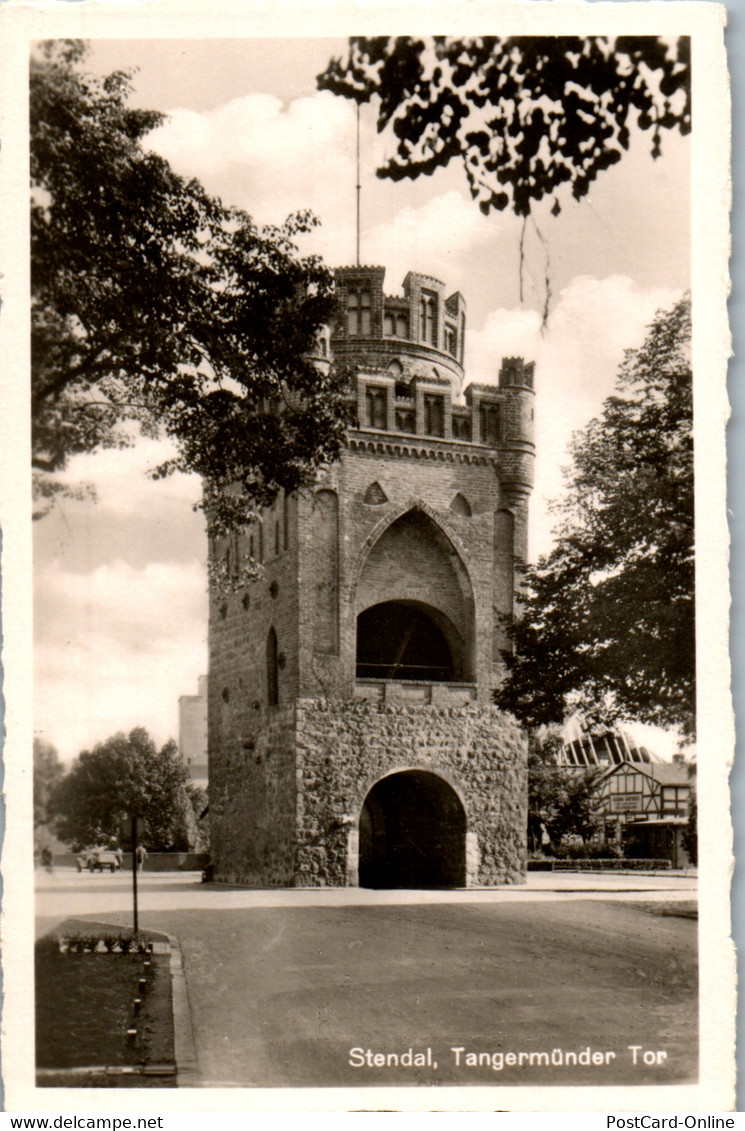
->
{"left": 145, "top": 91, "right": 502, "bottom": 281}
{"left": 54, "top": 437, "right": 202, "bottom": 517}
{"left": 34, "top": 559, "right": 208, "bottom": 763}
{"left": 149, "top": 91, "right": 353, "bottom": 184}
{"left": 364, "top": 191, "right": 501, "bottom": 293}
{"left": 467, "top": 276, "right": 683, "bottom": 558}
{"left": 146, "top": 90, "right": 359, "bottom": 243}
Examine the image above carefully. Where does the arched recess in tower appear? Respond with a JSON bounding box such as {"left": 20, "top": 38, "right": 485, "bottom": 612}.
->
{"left": 355, "top": 508, "right": 475, "bottom": 682}
{"left": 356, "top": 600, "right": 462, "bottom": 681}
{"left": 359, "top": 770, "right": 466, "bottom": 889}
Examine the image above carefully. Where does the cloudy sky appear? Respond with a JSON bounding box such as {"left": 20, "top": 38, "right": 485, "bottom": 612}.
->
{"left": 33, "top": 37, "right": 691, "bottom": 762}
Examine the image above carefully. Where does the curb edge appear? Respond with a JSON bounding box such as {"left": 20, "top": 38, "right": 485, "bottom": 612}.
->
{"left": 164, "top": 932, "right": 201, "bottom": 1087}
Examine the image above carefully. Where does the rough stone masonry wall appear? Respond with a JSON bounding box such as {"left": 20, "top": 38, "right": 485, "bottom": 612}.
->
{"left": 209, "top": 704, "right": 297, "bottom": 886}
{"left": 294, "top": 699, "right": 528, "bottom": 887}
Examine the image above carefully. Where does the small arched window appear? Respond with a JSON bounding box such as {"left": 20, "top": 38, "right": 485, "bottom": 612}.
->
{"left": 266, "top": 627, "right": 279, "bottom": 707}
{"left": 348, "top": 290, "right": 371, "bottom": 335}
{"left": 420, "top": 291, "right": 437, "bottom": 345}
{"left": 365, "top": 386, "right": 388, "bottom": 430}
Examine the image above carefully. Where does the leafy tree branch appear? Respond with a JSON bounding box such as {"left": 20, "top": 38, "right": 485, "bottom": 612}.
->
{"left": 32, "top": 40, "right": 353, "bottom": 527}
{"left": 318, "top": 36, "right": 690, "bottom": 218}
{"left": 496, "top": 294, "right": 694, "bottom": 740}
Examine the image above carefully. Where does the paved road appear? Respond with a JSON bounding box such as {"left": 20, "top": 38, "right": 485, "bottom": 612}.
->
{"left": 35, "top": 868, "right": 697, "bottom": 922}
{"left": 36, "top": 871, "right": 698, "bottom": 1089}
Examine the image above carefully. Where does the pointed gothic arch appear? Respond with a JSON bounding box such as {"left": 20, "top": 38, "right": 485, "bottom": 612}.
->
{"left": 353, "top": 502, "right": 476, "bottom": 683}
{"left": 350, "top": 499, "right": 473, "bottom": 595}
{"left": 450, "top": 492, "right": 472, "bottom": 516}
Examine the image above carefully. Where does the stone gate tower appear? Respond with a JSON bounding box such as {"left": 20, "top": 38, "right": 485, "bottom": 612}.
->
{"left": 207, "top": 266, "right": 535, "bottom": 887}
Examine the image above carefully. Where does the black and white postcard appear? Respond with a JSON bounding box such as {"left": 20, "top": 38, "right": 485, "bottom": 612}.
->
{"left": 0, "top": 0, "right": 735, "bottom": 1116}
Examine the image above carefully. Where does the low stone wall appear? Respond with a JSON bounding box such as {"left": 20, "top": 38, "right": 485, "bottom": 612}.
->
{"left": 51, "top": 852, "right": 210, "bottom": 872}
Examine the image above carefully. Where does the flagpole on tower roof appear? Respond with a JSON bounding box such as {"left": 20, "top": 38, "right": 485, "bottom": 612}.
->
{"left": 356, "top": 100, "right": 361, "bottom": 266}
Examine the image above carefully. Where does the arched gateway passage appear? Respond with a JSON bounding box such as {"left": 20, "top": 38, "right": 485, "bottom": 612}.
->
{"left": 358, "top": 770, "right": 466, "bottom": 889}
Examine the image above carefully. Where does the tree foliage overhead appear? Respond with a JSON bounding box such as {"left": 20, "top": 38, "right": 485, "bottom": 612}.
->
{"left": 318, "top": 36, "right": 690, "bottom": 219}
{"left": 51, "top": 726, "right": 196, "bottom": 851}
{"left": 32, "top": 40, "right": 352, "bottom": 529}
{"left": 497, "top": 294, "right": 694, "bottom": 739}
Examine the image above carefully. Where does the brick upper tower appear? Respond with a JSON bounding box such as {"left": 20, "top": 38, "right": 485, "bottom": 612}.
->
{"left": 207, "top": 266, "right": 535, "bottom": 888}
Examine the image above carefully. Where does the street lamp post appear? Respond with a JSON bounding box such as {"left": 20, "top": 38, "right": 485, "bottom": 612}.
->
{"left": 128, "top": 813, "right": 143, "bottom": 934}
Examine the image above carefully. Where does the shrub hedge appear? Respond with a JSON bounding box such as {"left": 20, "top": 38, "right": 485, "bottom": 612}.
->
{"left": 528, "top": 858, "right": 673, "bottom": 872}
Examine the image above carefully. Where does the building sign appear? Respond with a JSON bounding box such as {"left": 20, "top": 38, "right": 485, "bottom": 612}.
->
{"left": 610, "top": 794, "right": 643, "bottom": 813}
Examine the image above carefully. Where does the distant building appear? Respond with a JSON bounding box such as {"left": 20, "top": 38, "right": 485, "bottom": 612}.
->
{"left": 597, "top": 755, "right": 693, "bottom": 868}
{"left": 178, "top": 675, "right": 208, "bottom": 790}
{"left": 558, "top": 715, "right": 662, "bottom": 768}
{"left": 548, "top": 717, "right": 693, "bottom": 866}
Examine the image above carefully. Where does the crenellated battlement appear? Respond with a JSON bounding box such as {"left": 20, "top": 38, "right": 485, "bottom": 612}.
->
{"left": 328, "top": 265, "right": 533, "bottom": 456}
{"left": 331, "top": 265, "right": 466, "bottom": 393}
{"left": 499, "top": 357, "right": 535, "bottom": 389}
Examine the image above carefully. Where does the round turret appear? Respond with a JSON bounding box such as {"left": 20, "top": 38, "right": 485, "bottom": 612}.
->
{"left": 497, "top": 356, "right": 536, "bottom": 506}
{"left": 331, "top": 266, "right": 466, "bottom": 398}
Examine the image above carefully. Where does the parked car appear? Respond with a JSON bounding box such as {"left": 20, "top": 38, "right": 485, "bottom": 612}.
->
{"left": 76, "top": 846, "right": 121, "bottom": 873}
